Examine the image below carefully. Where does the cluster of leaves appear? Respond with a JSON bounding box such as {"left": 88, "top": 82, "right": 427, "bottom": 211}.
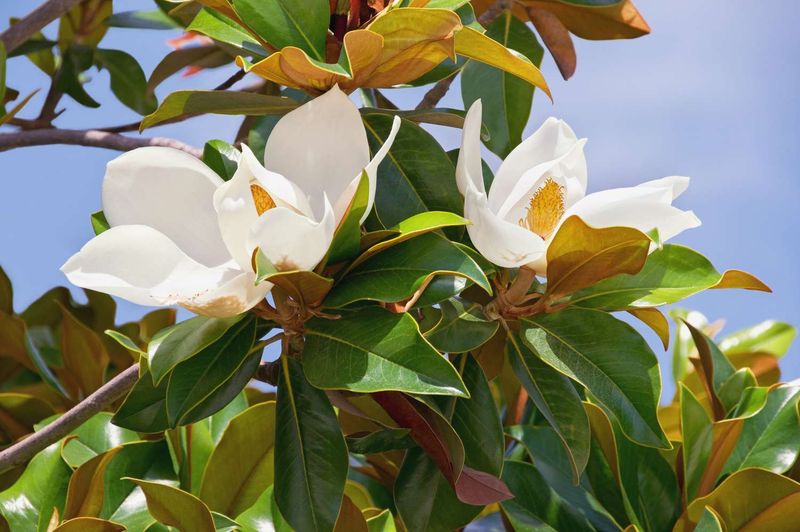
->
{"left": 2, "top": 0, "right": 796, "bottom": 531}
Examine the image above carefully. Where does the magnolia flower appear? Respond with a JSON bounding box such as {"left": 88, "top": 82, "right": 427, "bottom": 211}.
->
{"left": 62, "top": 86, "right": 400, "bottom": 317}
{"left": 457, "top": 101, "right": 700, "bottom": 274}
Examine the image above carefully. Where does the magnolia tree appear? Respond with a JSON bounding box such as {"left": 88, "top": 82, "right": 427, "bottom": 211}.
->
{"left": 0, "top": 1, "right": 797, "bottom": 531}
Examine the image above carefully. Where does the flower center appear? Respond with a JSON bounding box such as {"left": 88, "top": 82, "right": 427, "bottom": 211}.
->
{"left": 251, "top": 184, "right": 276, "bottom": 216}
{"left": 518, "top": 177, "right": 565, "bottom": 239}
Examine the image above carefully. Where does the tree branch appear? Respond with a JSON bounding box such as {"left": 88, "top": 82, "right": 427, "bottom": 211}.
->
{"left": 0, "top": 0, "right": 84, "bottom": 53}
{"left": 0, "top": 365, "right": 139, "bottom": 474}
{"left": 0, "top": 128, "right": 203, "bottom": 157}
{"left": 416, "top": 0, "right": 512, "bottom": 110}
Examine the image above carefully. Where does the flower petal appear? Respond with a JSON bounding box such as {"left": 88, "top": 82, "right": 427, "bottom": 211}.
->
{"left": 637, "top": 175, "right": 690, "bottom": 200}
{"left": 456, "top": 100, "right": 486, "bottom": 197}
{"left": 61, "top": 225, "right": 270, "bottom": 317}
{"left": 102, "top": 147, "right": 230, "bottom": 267}
{"left": 247, "top": 199, "right": 336, "bottom": 272}
{"left": 489, "top": 117, "right": 587, "bottom": 216}
{"left": 464, "top": 187, "right": 546, "bottom": 269}
{"left": 264, "top": 85, "right": 369, "bottom": 209}
{"left": 563, "top": 183, "right": 701, "bottom": 243}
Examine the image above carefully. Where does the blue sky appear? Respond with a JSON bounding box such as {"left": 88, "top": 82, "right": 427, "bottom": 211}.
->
{"left": 1, "top": 0, "right": 798, "bottom": 396}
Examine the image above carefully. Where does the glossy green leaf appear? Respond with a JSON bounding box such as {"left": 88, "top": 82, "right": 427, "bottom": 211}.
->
{"left": 462, "top": 11, "right": 544, "bottom": 157}
{"left": 200, "top": 401, "right": 276, "bottom": 516}
{"left": 519, "top": 309, "right": 668, "bottom": 448}
{"left": 346, "top": 428, "right": 415, "bottom": 455}
{"left": 0, "top": 393, "right": 55, "bottom": 443}
{"left": 141, "top": 90, "right": 296, "bottom": 130}
{"left": 275, "top": 356, "right": 348, "bottom": 532}
{"left": 363, "top": 114, "right": 463, "bottom": 229}
{"left": 328, "top": 171, "right": 370, "bottom": 264}
{"left": 231, "top": 0, "right": 328, "bottom": 61}
{"left": 63, "top": 448, "right": 122, "bottom": 519}
{"left": 56, "top": 46, "right": 100, "bottom": 108}
{"left": 237, "top": 485, "right": 292, "bottom": 531}
{"left": 303, "top": 306, "right": 468, "bottom": 396}
{"left": 424, "top": 300, "right": 498, "bottom": 353}
{"left": 719, "top": 320, "right": 796, "bottom": 358}
{"left": 694, "top": 507, "right": 724, "bottom": 532}
{"left": 107, "top": 9, "right": 180, "bottom": 29}
{"left": 0, "top": 265, "right": 11, "bottom": 314}
{"left": 59, "top": 412, "right": 140, "bottom": 468}
{"left": 723, "top": 383, "right": 800, "bottom": 475}
{"left": 166, "top": 316, "right": 259, "bottom": 426}
{"left": 686, "top": 322, "right": 736, "bottom": 418}
{"left": 59, "top": 304, "right": 110, "bottom": 396}
{"left": 0, "top": 443, "right": 70, "bottom": 531}
{"left": 149, "top": 314, "right": 244, "bottom": 385}
{"left": 326, "top": 232, "right": 490, "bottom": 308}
{"left": 680, "top": 384, "right": 713, "bottom": 502}
{"left": 112, "top": 369, "right": 169, "bottom": 433}
{"left": 501, "top": 460, "right": 593, "bottom": 531}
{"left": 506, "top": 331, "right": 591, "bottom": 481}
{"left": 95, "top": 48, "right": 157, "bottom": 114}
{"left": 147, "top": 45, "right": 226, "bottom": 93}
{"left": 126, "top": 478, "right": 215, "bottom": 532}
{"left": 187, "top": 8, "right": 267, "bottom": 56}
{"left": 569, "top": 245, "right": 734, "bottom": 309}
{"left": 449, "top": 354, "right": 504, "bottom": 476}
{"left": 203, "top": 139, "right": 240, "bottom": 181}
{"left": 394, "top": 448, "right": 482, "bottom": 532}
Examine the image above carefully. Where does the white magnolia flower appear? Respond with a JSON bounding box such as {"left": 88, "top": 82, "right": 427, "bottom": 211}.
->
{"left": 62, "top": 86, "right": 400, "bottom": 317}
{"left": 457, "top": 100, "right": 701, "bottom": 273}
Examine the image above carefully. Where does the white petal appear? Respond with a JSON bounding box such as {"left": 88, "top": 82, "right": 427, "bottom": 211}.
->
{"left": 247, "top": 199, "right": 336, "bottom": 272}
{"left": 264, "top": 85, "right": 369, "bottom": 209}
{"left": 61, "top": 225, "right": 270, "bottom": 317}
{"left": 636, "top": 175, "right": 690, "bottom": 200}
{"left": 241, "top": 145, "right": 313, "bottom": 216}
{"left": 489, "top": 118, "right": 587, "bottom": 216}
{"left": 456, "top": 100, "right": 486, "bottom": 197}
{"left": 464, "top": 187, "right": 546, "bottom": 269}
{"left": 102, "top": 147, "right": 230, "bottom": 267}
{"left": 563, "top": 185, "right": 701, "bottom": 242}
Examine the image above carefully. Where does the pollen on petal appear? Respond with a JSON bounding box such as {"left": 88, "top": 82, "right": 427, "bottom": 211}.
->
{"left": 251, "top": 184, "right": 276, "bottom": 216}
{"left": 519, "top": 177, "right": 565, "bottom": 239}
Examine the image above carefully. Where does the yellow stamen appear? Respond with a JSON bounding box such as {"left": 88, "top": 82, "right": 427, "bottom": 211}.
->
{"left": 251, "top": 184, "right": 276, "bottom": 216}
{"left": 519, "top": 177, "right": 565, "bottom": 239}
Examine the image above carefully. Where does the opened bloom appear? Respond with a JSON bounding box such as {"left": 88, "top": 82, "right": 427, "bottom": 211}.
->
{"left": 457, "top": 100, "right": 701, "bottom": 274}
{"left": 62, "top": 86, "right": 400, "bottom": 317}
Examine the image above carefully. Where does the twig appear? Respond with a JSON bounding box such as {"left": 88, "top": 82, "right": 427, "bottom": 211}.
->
{"left": 0, "top": 0, "right": 84, "bottom": 53}
{"left": 415, "top": 0, "right": 512, "bottom": 110}
{"left": 0, "top": 365, "right": 139, "bottom": 474}
{"left": 0, "top": 128, "right": 203, "bottom": 157}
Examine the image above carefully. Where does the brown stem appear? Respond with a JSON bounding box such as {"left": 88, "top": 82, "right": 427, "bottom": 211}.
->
{"left": 0, "top": 365, "right": 139, "bottom": 474}
{"left": 0, "top": 0, "right": 83, "bottom": 53}
{"left": 0, "top": 128, "right": 202, "bottom": 157}
{"left": 415, "top": 0, "right": 512, "bottom": 110}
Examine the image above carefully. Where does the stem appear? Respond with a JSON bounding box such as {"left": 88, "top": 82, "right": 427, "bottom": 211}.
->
{"left": 0, "top": 0, "right": 83, "bottom": 53}
{"left": 0, "top": 365, "right": 139, "bottom": 474}
{"left": 415, "top": 0, "right": 511, "bottom": 110}
{"left": 0, "top": 128, "right": 202, "bottom": 157}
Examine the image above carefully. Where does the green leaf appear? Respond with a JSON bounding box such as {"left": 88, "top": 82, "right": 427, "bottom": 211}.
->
{"left": 695, "top": 507, "right": 724, "bottom": 532}
{"left": 723, "top": 383, "right": 800, "bottom": 475}
{"left": 90, "top": 210, "right": 110, "bottom": 235}
{"left": 95, "top": 48, "right": 157, "bottom": 114}
{"left": 363, "top": 114, "right": 463, "bottom": 230}
{"left": 202, "top": 139, "right": 241, "bottom": 181}
{"left": 303, "top": 306, "right": 468, "bottom": 396}
{"left": 51, "top": 518, "right": 125, "bottom": 532}
{"left": 149, "top": 313, "right": 245, "bottom": 385}
{"left": 165, "top": 316, "right": 258, "bottom": 426}
{"left": 394, "top": 448, "right": 482, "bottom": 532}
{"left": 506, "top": 332, "right": 591, "bottom": 482}
{"left": 232, "top": 0, "right": 328, "bottom": 61}
{"left": 58, "top": 412, "right": 140, "bottom": 468}
{"left": 501, "top": 460, "right": 592, "bottom": 531}
{"left": 141, "top": 90, "right": 296, "bottom": 130}
{"left": 720, "top": 320, "right": 796, "bottom": 358}
{"left": 519, "top": 309, "right": 668, "bottom": 448}
{"left": 680, "top": 384, "right": 713, "bottom": 502}
{"left": 56, "top": 46, "right": 100, "bottom": 108}
{"left": 0, "top": 265, "right": 11, "bottom": 314}
{"left": 326, "top": 233, "right": 490, "bottom": 308}
{"left": 686, "top": 321, "right": 736, "bottom": 418}
{"left": 0, "top": 443, "right": 71, "bottom": 531}
{"left": 187, "top": 8, "right": 267, "bottom": 56}
{"left": 328, "top": 171, "right": 370, "bottom": 264}
{"left": 107, "top": 10, "right": 180, "bottom": 29}
{"left": 125, "top": 478, "right": 215, "bottom": 532}
{"left": 237, "top": 485, "right": 292, "bottom": 531}
{"left": 461, "top": 11, "right": 544, "bottom": 157}
{"left": 200, "top": 401, "right": 276, "bottom": 517}
{"left": 147, "top": 45, "right": 227, "bottom": 93}
{"left": 424, "top": 299, "right": 498, "bottom": 353}
{"left": 346, "top": 428, "right": 415, "bottom": 455}
{"left": 105, "top": 329, "right": 145, "bottom": 356}
{"left": 450, "top": 354, "right": 504, "bottom": 476}
{"left": 0, "top": 393, "right": 54, "bottom": 443}
{"left": 112, "top": 369, "right": 169, "bottom": 433}
{"left": 569, "top": 245, "right": 733, "bottom": 309}
{"left": 275, "top": 356, "right": 348, "bottom": 532}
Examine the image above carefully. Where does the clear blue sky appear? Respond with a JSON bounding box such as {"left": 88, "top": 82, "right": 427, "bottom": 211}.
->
{"left": 1, "top": 1, "right": 798, "bottom": 396}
